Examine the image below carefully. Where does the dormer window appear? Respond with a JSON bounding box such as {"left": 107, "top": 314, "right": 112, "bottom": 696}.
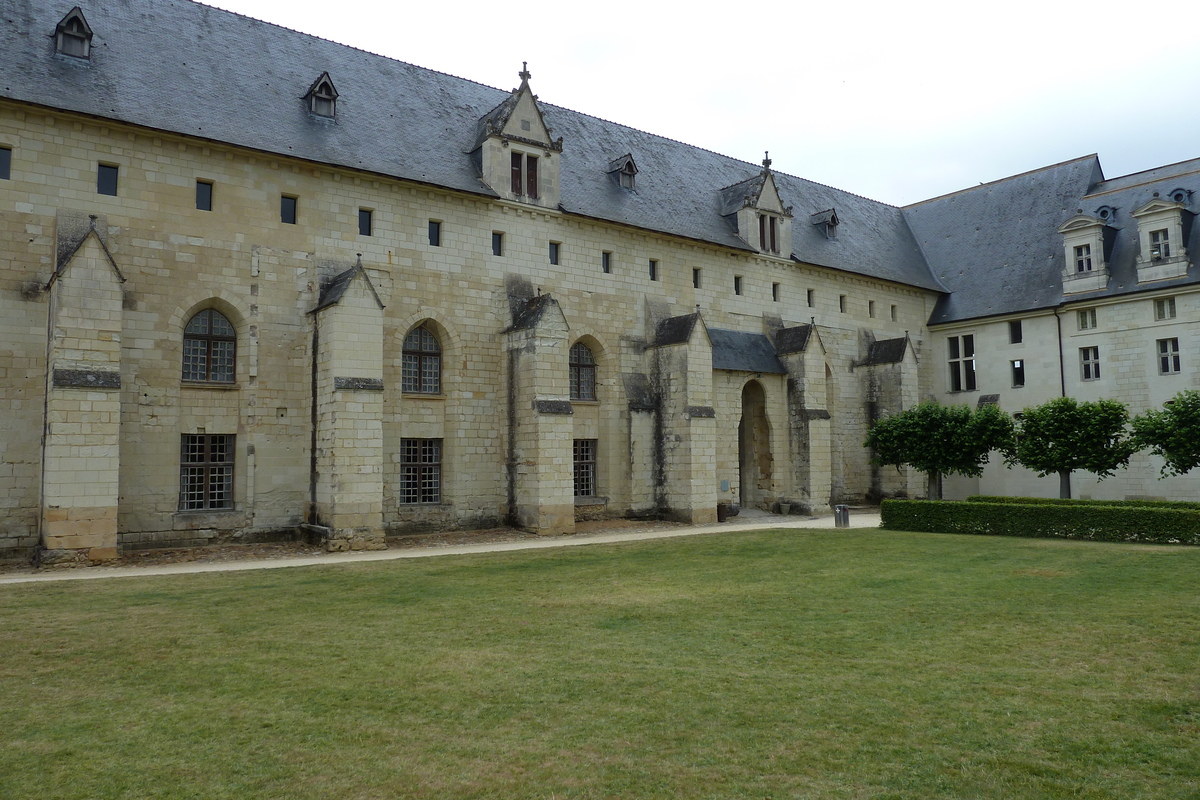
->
{"left": 759, "top": 214, "right": 779, "bottom": 253}
{"left": 1169, "top": 188, "right": 1190, "bottom": 204}
{"left": 1058, "top": 213, "right": 1113, "bottom": 293}
{"left": 1075, "top": 244, "right": 1093, "bottom": 273}
{"left": 606, "top": 154, "right": 638, "bottom": 190}
{"left": 55, "top": 7, "right": 93, "bottom": 59}
{"left": 619, "top": 162, "right": 635, "bottom": 188}
{"left": 811, "top": 208, "right": 840, "bottom": 240}
{"left": 1095, "top": 205, "right": 1116, "bottom": 221}
{"left": 511, "top": 151, "right": 538, "bottom": 199}
{"left": 1132, "top": 198, "right": 1190, "bottom": 281}
{"left": 1150, "top": 229, "right": 1170, "bottom": 260}
{"left": 305, "top": 73, "right": 338, "bottom": 118}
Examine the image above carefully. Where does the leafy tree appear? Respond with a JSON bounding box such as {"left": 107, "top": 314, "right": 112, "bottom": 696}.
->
{"left": 866, "top": 401, "right": 1014, "bottom": 499}
{"left": 1132, "top": 390, "right": 1200, "bottom": 478}
{"left": 1006, "top": 397, "right": 1137, "bottom": 499}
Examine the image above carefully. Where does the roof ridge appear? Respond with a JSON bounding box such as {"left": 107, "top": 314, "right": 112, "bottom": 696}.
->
{"left": 902, "top": 154, "right": 1100, "bottom": 209}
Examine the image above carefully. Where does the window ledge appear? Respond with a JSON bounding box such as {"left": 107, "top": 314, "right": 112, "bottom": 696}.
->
{"left": 401, "top": 392, "right": 446, "bottom": 401}
{"left": 574, "top": 496, "right": 608, "bottom": 507}
{"left": 181, "top": 380, "right": 239, "bottom": 390}
{"left": 571, "top": 399, "right": 599, "bottom": 406}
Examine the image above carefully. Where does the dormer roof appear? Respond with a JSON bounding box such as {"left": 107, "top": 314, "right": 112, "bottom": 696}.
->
{"left": 54, "top": 6, "right": 92, "bottom": 59}
{"left": 474, "top": 62, "right": 562, "bottom": 152}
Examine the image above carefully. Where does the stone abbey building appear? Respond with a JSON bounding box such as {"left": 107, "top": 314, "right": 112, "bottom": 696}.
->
{"left": 1, "top": 1, "right": 1197, "bottom": 562}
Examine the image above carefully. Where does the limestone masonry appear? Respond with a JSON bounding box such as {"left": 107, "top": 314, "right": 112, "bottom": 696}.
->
{"left": 1, "top": 1, "right": 1197, "bottom": 563}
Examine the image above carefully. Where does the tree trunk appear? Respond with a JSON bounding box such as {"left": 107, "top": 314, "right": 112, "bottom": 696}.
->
{"left": 927, "top": 471, "right": 943, "bottom": 500}
{"left": 1058, "top": 470, "right": 1071, "bottom": 499}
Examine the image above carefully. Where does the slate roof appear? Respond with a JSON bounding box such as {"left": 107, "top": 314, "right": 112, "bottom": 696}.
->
{"left": 860, "top": 336, "right": 908, "bottom": 366}
{"left": 0, "top": 0, "right": 940, "bottom": 291}
{"left": 774, "top": 324, "right": 813, "bottom": 355}
{"left": 708, "top": 329, "right": 786, "bottom": 374}
{"left": 651, "top": 313, "right": 701, "bottom": 347}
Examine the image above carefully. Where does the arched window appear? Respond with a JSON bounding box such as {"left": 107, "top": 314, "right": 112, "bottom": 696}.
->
{"left": 569, "top": 342, "right": 596, "bottom": 401}
{"left": 183, "top": 309, "right": 236, "bottom": 382}
{"left": 402, "top": 324, "right": 441, "bottom": 394}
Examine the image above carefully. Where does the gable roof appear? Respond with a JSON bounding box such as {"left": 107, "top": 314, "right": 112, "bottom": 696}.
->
{"left": 708, "top": 329, "right": 786, "bottom": 374}
{"left": 0, "top": 0, "right": 941, "bottom": 292}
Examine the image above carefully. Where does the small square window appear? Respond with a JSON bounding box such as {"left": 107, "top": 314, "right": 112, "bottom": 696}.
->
{"left": 1077, "top": 308, "right": 1097, "bottom": 330}
{"left": 196, "top": 180, "right": 213, "bottom": 211}
{"left": 692, "top": 268, "right": 701, "bottom": 289}
{"left": 1009, "top": 320, "right": 1023, "bottom": 344}
{"left": 97, "top": 163, "right": 119, "bottom": 196}
{"left": 492, "top": 232, "right": 504, "bottom": 257}
{"left": 772, "top": 282, "right": 780, "bottom": 302}
{"left": 1011, "top": 359, "right": 1025, "bottom": 388}
{"left": 281, "top": 195, "right": 297, "bottom": 224}
{"left": 734, "top": 275, "right": 743, "bottom": 295}
{"left": 1080, "top": 346, "right": 1101, "bottom": 381}
{"left": 1157, "top": 338, "right": 1181, "bottom": 374}
{"left": 428, "top": 220, "right": 442, "bottom": 247}
{"left": 358, "top": 209, "right": 373, "bottom": 236}
{"left": 648, "top": 259, "right": 658, "bottom": 281}
{"left": 602, "top": 251, "right": 612, "bottom": 274}
{"left": 0, "top": 147, "right": 11, "bottom": 180}
{"left": 807, "top": 289, "right": 814, "bottom": 308}
{"left": 890, "top": 304, "right": 898, "bottom": 322}
{"left": 1154, "top": 297, "right": 1176, "bottom": 321}
{"left": 549, "top": 241, "right": 561, "bottom": 265}
{"left": 839, "top": 295, "right": 847, "bottom": 313}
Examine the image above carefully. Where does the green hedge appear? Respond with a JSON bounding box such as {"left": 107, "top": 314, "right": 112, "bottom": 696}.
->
{"left": 881, "top": 499, "right": 1200, "bottom": 545}
{"left": 966, "top": 495, "right": 1200, "bottom": 511}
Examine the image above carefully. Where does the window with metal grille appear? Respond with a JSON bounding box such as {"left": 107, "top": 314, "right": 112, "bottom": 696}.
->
{"left": 1080, "top": 346, "right": 1101, "bottom": 381}
{"left": 179, "top": 434, "right": 234, "bottom": 510}
{"left": 399, "top": 438, "right": 441, "bottom": 504}
{"left": 183, "top": 309, "right": 236, "bottom": 382}
{"left": 569, "top": 342, "right": 596, "bottom": 401}
{"left": 948, "top": 334, "right": 976, "bottom": 392}
{"left": 574, "top": 439, "right": 597, "bottom": 497}
{"left": 510, "top": 152, "right": 539, "bottom": 199}
{"left": 1158, "top": 338, "right": 1181, "bottom": 375}
{"left": 402, "top": 324, "right": 441, "bottom": 394}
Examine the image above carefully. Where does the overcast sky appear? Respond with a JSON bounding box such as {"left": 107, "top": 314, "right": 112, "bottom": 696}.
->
{"left": 206, "top": 0, "right": 1200, "bottom": 207}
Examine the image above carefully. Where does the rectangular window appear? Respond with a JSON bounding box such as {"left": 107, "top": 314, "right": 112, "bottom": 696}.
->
{"left": 948, "top": 334, "right": 977, "bottom": 392}
{"left": 648, "top": 259, "right": 658, "bottom": 281}
{"left": 196, "top": 180, "right": 213, "bottom": 211}
{"left": 97, "top": 163, "right": 119, "bottom": 196}
{"left": 1080, "top": 346, "right": 1101, "bottom": 381}
{"left": 1150, "top": 229, "right": 1171, "bottom": 260}
{"left": 511, "top": 152, "right": 538, "bottom": 199}
{"left": 807, "top": 289, "right": 814, "bottom": 308}
{"left": 1078, "top": 308, "right": 1097, "bottom": 330}
{"left": 839, "top": 295, "right": 847, "bottom": 313}
{"left": 869, "top": 300, "right": 876, "bottom": 318}
{"left": 1011, "top": 359, "right": 1025, "bottom": 388}
{"left": 428, "top": 220, "right": 441, "bottom": 246}
{"left": 492, "top": 232, "right": 504, "bottom": 257}
{"left": 399, "top": 438, "right": 441, "bottom": 504}
{"left": 1158, "top": 338, "right": 1181, "bottom": 375}
{"left": 890, "top": 304, "right": 898, "bottom": 322}
{"left": 179, "top": 434, "right": 234, "bottom": 510}
{"left": 734, "top": 275, "right": 743, "bottom": 295}
{"left": 358, "top": 208, "right": 373, "bottom": 236}
{"left": 549, "top": 241, "right": 560, "bottom": 265}
{"left": 1154, "top": 297, "right": 1177, "bottom": 321}
{"left": 526, "top": 155, "right": 539, "bottom": 200}
{"left": 0, "top": 146, "right": 10, "bottom": 180}
{"left": 772, "top": 282, "right": 780, "bottom": 302}
{"left": 1009, "top": 320, "right": 1023, "bottom": 344}
{"left": 1074, "top": 244, "right": 1093, "bottom": 273}
{"left": 602, "top": 251, "right": 612, "bottom": 274}
{"left": 758, "top": 215, "right": 778, "bottom": 253}
{"left": 511, "top": 151, "right": 523, "bottom": 196}
{"left": 692, "top": 268, "right": 701, "bottom": 289}
{"left": 280, "top": 195, "right": 297, "bottom": 224}
{"left": 573, "top": 439, "right": 597, "bottom": 497}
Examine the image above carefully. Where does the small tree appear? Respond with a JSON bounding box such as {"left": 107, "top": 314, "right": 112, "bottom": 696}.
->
{"left": 1007, "top": 397, "right": 1137, "bottom": 499}
{"left": 1132, "top": 390, "right": 1200, "bottom": 478}
{"left": 866, "top": 401, "right": 1014, "bottom": 499}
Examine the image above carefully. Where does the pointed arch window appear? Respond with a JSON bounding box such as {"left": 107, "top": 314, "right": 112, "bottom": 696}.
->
{"left": 402, "top": 324, "right": 441, "bottom": 394}
{"left": 56, "top": 8, "right": 93, "bottom": 59}
{"left": 305, "top": 73, "right": 339, "bottom": 118}
{"left": 183, "top": 309, "right": 236, "bottom": 383}
{"left": 569, "top": 342, "right": 596, "bottom": 401}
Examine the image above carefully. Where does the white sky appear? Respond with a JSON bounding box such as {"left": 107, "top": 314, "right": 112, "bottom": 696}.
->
{"left": 206, "top": 0, "right": 1200, "bottom": 206}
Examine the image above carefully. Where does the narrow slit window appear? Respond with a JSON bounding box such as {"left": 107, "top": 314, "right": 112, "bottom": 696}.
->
{"left": 281, "top": 195, "right": 297, "bottom": 224}
{"left": 0, "top": 147, "right": 13, "bottom": 180}
{"left": 196, "top": 180, "right": 213, "bottom": 211}
{"left": 358, "top": 209, "right": 372, "bottom": 236}
{"left": 649, "top": 259, "right": 658, "bottom": 281}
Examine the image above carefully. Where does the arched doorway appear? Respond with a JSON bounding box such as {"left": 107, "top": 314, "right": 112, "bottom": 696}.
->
{"left": 738, "top": 380, "right": 773, "bottom": 509}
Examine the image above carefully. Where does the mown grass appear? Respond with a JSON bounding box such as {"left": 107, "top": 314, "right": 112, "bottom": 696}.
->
{"left": 2, "top": 529, "right": 1198, "bottom": 799}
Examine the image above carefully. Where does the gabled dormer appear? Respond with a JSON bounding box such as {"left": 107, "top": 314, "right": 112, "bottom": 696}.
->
{"left": 811, "top": 208, "right": 839, "bottom": 240}
{"left": 1132, "top": 196, "right": 1192, "bottom": 282}
{"left": 607, "top": 154, "right": 637, "bottom": 190}
{"left": 304, "top": 72, "right": 338, "bottom": 119}
{"left": 55, "top": 7, "right": 93, "bottom": 60}
{"left": 718, "top": 153, "right": 794, "bottom": 256}
{"left": 1057, "top": 213, "right": 1115, "bottom": 293}
{"left": 473, "top": 63, "right": 563, "bottom": 209}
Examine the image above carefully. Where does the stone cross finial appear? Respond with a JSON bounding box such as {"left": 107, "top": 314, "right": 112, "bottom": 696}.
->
{"left": 762, "top": 151, "right": 772, "bottom": 171}
{"left": 519, "top": 62, "right": 531, "bottom": 85}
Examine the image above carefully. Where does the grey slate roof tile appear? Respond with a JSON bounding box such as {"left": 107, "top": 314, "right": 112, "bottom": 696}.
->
{"left": 774, "top": 324, "right": 813, "bottom": 355}
{"left": 651, "top": 313, "right": 700, "bottom": 347}
{"left": 708, "top": 329, "right": 786, "bottom": 374}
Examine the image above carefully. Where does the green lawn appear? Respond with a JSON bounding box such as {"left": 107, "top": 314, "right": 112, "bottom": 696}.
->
{"left": 2, "top": 529, "right": 1198, "bottom": 799}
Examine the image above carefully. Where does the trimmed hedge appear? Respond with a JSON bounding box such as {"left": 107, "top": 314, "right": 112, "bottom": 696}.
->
{"left": 881, "top": 499, "right": 1200, "bottom": 545}
{"left": 966, "top": 495, "right": 1200, "bottom": 511}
